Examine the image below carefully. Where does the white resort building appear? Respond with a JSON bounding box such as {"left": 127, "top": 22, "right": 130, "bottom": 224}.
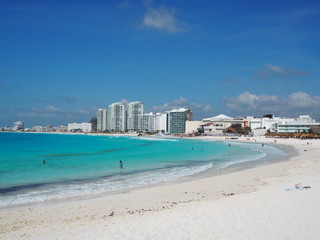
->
{"left": 13, "top": 121, "right": 24, "bottom": 131}
{"left": 273, "top": 115, "right": 319, "bottom": 133}
{"left": 97, "top": 109, "right": 107, "bottom": 132}
{"left": 199, "top": 114, "right": 244, "bottom": 135}
{"left": 186, "top": 114, "right": 319, "bottom": 136}
{"left": 68, "top": 123, "right": 92, "bottom": 132}
{"left": 107, "top": 102, "right": 127, "bottom": 132}
{"left": 127, "top": 101, "right": 144, "bottom": 131}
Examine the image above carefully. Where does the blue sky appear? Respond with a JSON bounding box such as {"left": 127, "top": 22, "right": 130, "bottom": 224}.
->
{"left": 1, "top": 0, "right": 320, "bottom": 127}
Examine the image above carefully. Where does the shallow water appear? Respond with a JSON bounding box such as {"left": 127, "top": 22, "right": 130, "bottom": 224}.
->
{"left": 0, "top": 132, "right": 285, "bottom": 207}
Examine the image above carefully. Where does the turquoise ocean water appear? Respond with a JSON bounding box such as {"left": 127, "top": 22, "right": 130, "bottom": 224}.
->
{"left": 0, "top": 132, "right": 285, "bottom": 208}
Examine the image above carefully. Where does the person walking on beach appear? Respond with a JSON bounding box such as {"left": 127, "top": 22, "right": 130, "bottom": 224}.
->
{"left": 119, "top": 160, "right": 123, "bottom": 169}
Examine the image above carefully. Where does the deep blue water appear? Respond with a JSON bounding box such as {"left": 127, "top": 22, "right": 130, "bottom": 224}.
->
{"left": 0, "top": 132, "right": 285, "bottom": 207}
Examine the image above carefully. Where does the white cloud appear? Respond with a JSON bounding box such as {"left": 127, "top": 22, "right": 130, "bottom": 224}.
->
{"left": 172, "top": 97, "right": 188, "bottom": 105}
{"left": 224, "top": 92, "right": 320, "bottom": 117}
{"left": 120, "top": 99, "right": 130, "bottom": 105}
{"left": 142, "top": 5, "right": 186, "bottom": 33}
{"left": 151, "top": 97, "right": 214, "bottom": 119}
{"left": 287, "top": 92, "right": 320, "bottom": 109}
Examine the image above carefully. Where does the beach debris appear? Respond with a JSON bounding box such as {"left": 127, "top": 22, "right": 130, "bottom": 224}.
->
{"left": 222, "top": 193, "right": 235, "bottom": 196}
{"left": 284, "top": 183, "right": 311, "bottom": 191}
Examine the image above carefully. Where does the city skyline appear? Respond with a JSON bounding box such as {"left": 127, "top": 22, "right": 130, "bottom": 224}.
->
{"left": 1, "top": 0, "right": 320, "bottom": 127}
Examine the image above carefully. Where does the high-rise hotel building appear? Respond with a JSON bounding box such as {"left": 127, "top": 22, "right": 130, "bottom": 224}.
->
{"left": 97, "top": 109, "right": 107, "bottom": 132}
{"left": 107, "top": 102, "right": 127, "bottom": 132}
{"left": 127, "top": 101, "right": 144, "bottom": 131}
{"left": 168, "top": 108, "right": 192, "bottom": 134}
{"left": 96, "top": 101, "right": 190, "bottom": 134}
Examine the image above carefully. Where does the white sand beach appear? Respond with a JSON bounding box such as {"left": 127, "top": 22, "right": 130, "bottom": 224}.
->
{"left": 1, "top": 137, "right": 320, "bottom": 240}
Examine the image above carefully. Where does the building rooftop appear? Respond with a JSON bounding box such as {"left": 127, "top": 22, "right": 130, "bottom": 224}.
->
{"left": 169, "top": 108, "right": 190, "bottom": 113}
{"left": 203, "top": 114, "right": 233, "bottom": 121}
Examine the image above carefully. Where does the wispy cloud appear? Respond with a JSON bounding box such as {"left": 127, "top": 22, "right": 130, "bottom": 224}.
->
{"left": 34, "top": 98, "right": 48, "bottom": 103}
{"left": 151, "top": 97, "right": 213, "bottom": 119}
{"left": 221, "top": 77, "right": 239, "bottom": 85}
{"left": 120, "top": 99, "right": 130, "bottom": 105}
{"left": 3, "top": 105, "right": 98, "bottom": 126}
{"left": 72, "top": 107, "right": 97, "bottom": 114}
{"left": 116, "top": 1, "right": 131, "bottom": 10}
{"left": 254, "top": 64, "right": 309, "bottom": 79}
{"left": 30, "top": 106, "right": 63, "bottom": 114}
{"left": 224, "top": 92, "right": 320, "bottom": 118}
{"left": 63, "top": 97, "right": 77, "bottom": 103}
{"left": 142, "top": 5, "right": 187, "bottom": 33}
{"left": 281, "top": 6, "right": 320, "bottom": 27}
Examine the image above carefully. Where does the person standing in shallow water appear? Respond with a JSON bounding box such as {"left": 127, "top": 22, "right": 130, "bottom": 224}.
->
{"left": 119, "top": 160, "right": 123, "bottom": 169}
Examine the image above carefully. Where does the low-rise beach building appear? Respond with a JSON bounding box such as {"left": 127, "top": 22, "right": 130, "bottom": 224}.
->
{"left": 13, "top": 121, "right": 24, "bottom": 131}
{"left": 32, "top": 126, "right": 45, "bottom": 132}
{"left": 200, "top": 114, "right": 244, "bottom": 135}
{"left": 273, "top": 115, "right": 319, "bottom": 133}
{"left": 68, "top": 122, "right": 92, "bottom": 132}
{"left": 185, "top": 120, "right": 203, "bottom": 135}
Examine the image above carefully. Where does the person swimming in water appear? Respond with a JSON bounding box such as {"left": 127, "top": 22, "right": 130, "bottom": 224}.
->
{"left": 119, "top": 160, "right": 123, "bottom": 169}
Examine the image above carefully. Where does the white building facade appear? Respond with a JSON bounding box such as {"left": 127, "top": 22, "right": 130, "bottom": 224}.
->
{"left": 13, "top": 121, "right": 24, "bottom": 131}
{"left": 139, "top": 113, "right": 155, "bottom": 132}
{"left": 107, "top": 102, "right": 127, "bottom": 132}
{"left": 200, "top": 114, "right": 244, "bottom": 135}
{"left": 185, "top": 120, "right": 203, "bottom": 134}
{"left": 127, "top": 101, "right": 144, "bottom": 131}
{"left": 155, "top": 112, "right": 168, "bottom": 133}
{"left": 97, "top": 108, "right": 107, "bottom": 132}
{"left": 68, "top": 123, "right": 92, "bottom": 132}
{"left": 273, "top": 115, "right": 319, "bottom": 133}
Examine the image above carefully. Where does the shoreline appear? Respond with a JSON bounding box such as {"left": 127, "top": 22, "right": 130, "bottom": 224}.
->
{"left": 1, "top": 137, "right": 320, "bottom": 239}
{"left": 0, "top": 135, "right": 290, "bottom": 211}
